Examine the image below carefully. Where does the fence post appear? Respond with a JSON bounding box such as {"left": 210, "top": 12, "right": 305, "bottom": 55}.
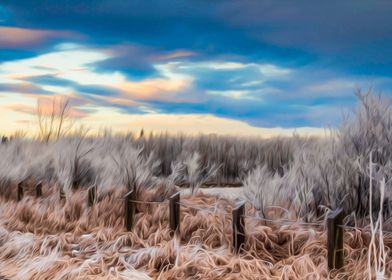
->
{"left": 169, "top": 192, "right": 180, "bottom": 234}
{"left": 124, "top": 190, "right": 135, "bottom": 231}
{"left": 232, "top": 201, "right": 245, "bottom": 254}
{"left": 88, "top": 185, "right": 97, "bottom": 207}
{"left": 17, "top": 182, "right": 23, "bottom": 201}
{"left": 327, "top": 208, "right": 344, "bottom": 270}
{"left": 36, "top": 182, "right": 43, "bottom": 198}
{"left": 59, "top": 187, "right": 66, "bottom": 202}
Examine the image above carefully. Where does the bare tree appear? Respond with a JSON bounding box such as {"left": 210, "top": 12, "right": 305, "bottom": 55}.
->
{"left": 37, "top": 96, "right": 74, "bottom": 141}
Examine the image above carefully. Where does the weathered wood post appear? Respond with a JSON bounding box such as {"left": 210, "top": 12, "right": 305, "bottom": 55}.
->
{"left": 17, "top": 182, "right": 23, "bottom": 201}
{"left": 59, "top": 187, "right": 66, "bottom": 202}
{"left": 88, "top": 185, "right": 97, "bottom": 207}
{"left": 35, "top": 181, "right": 43, "bottom": 198}
{"left": 124, "top": 190, "right": 135, "bottom": 231}
{"left": 327, "top": 208, "right": 344, "bottom": 270}
{"left": 169, "top": 192, "right": 180, "bottom": 234}
{"left": 232, "top": 201, "right": 245, "bottom": 254}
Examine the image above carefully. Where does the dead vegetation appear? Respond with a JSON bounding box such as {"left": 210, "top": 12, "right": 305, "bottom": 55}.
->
{"left": 0, "top": 183, "right": 391, "bottom": 279}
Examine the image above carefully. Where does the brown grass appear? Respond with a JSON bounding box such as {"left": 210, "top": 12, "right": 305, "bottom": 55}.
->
{"left": 0, "top": 182, "right": 391, "bottom": 279}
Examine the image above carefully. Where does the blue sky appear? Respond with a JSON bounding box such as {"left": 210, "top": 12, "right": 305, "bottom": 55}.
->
{"left": 0, "top": 1, "right": 392, "bottom": 136}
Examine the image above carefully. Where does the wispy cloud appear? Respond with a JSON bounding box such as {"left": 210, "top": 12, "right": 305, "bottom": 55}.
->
{"left": 0, "top": 26, "right": 74, "bottom": 49}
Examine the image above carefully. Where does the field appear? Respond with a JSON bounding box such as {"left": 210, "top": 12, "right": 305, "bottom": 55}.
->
{"left": 1, "top": 91, "right": 392, "bottom": 279}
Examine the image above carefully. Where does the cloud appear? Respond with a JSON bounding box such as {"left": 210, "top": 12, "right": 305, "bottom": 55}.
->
{"left": 0, "top": 82, "right": 51, "bottom": 95}
{"left": 1, "top": 94, "right": 89, "bottom": 119}
{"left": 0, "top": 44, "right": 112, "bottom": 86}
{"left": 206, "top": 90, "right": 257, "bottom": 100}
{"left": 4, "top": 103, "right": 36, "bottom": 115}
{"left": 306, "top": 79, "right": 357, "bottom": 94}
{"left": 36, "top": 96, "right": 88, "bottom": 118}
{"left": 0, "top": 26, "right": 74, "bottom": 49}
{"left": 95, "top": 44, "right": 197, "bottom": 80}
{"left": 94, "top": 44, "right": 160, "bottom": 80}
{"left": 155, "top": 50, "right": 197, "bottom": 61}
{"left": 117, "top": 78, "right": 191, "bottom": 102}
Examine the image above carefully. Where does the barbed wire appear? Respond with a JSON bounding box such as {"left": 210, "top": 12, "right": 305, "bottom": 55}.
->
{"left": 338, "top": 224, "right": 392, "bottom": 235}
{"left": 177, "top": 201, "right": 228, "bottom": 215}
{"left": 115, "top": 198, "right": 168, "bottom": 205}
{"left": 242, "top": 214, "right": 324, "bottom": 227}
{"left": 130, "top": 199, "right": 168, "bottom": 205}
{"left": 338, "top": 224, "right": 360, "bottom": 231}
{"left": 112, "top": 197, "right": 392, "bottom": 234}
{"left": 114, "top": 197, "right": 229, "bottom": 214}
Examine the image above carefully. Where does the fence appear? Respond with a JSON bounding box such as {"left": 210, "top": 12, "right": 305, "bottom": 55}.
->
{"left": 11, "top": 181, "right": 392, "bottom": 272}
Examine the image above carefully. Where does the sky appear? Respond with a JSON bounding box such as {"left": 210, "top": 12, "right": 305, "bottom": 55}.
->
{"left": 1, "top": 1, "right": 392, "bottom": 137}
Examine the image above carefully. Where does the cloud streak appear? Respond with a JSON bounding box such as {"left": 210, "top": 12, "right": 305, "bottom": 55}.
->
{"left": 0, "top": 26, "right": 74, "bottom": 49}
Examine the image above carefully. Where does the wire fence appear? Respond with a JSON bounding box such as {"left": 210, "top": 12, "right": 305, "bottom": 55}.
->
{"left": 129, "top": 199, "right": 168, "bottom": 205}
{"left": 118, "top": 195, "right": 392, "bottom": 234}
{"left": 338, "top": 224, "right": 392, "bottom": 235}
{"left": 242, "top": 214, "right": 324, "bottom": 227}
{"left": 123, "top": 198, "right": 391, "bottom": 231}
{"left": 9, "top": 182, "right": 392, "bottom": 271}
{"left": 29, "top": 185, "right": 392, "bottom": 235}
{"left": 10, "top": 181, "right": 392, "bottom": 235}
{"left": 177, "top": 201, "right": 227, "bottom": 214}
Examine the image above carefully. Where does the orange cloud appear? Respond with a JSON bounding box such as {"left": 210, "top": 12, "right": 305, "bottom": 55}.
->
{"left": 36, "top": 95, "right": 88, "bottom": 118}
{"left": 117, "top": 78, "right": 190, "bottom": 101}
{"left": 0, "top": 82, "right": 49, "bottom": 95}
{"left": 94, "top": 95, "right": 138, "bottom": 107}
{"left": 155, "top": 50, "right": 197, "bottom": 60}
{"left": 23, "top": 91, "right": 88, "bottom": 106}
{"left": 6, "top": 73, "right": 37, "bottom": 80}
{"left": 0, "top": 26, "right": 74, "bottom": 48}
{"left": 4, "top": 98, "right": 88, "bottom": 119}
{"left": 4, "top": 103, "right": 36, "bottom": 115}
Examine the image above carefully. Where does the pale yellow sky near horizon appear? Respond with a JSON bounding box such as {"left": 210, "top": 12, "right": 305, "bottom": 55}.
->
{"left": 0, "top": 103, "right": 328, "bottom": 138}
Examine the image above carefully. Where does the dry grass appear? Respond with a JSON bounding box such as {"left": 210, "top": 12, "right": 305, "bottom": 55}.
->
{"left": 0, "top": 182, "right": 391, "bottom": 279}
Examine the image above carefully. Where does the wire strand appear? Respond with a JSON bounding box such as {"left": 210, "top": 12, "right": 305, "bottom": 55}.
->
{"left": 115, "top": 198, "right": 168, "bottom": 205}
{"left": 177, "top": 201, "right": 227, "bottom": 215}
{"left": 338, "top": 224, "right": 392, "bottom": 235}
{"left": 242, "top": 214, "right": 324, "bottom": 227}
{"left": 113, "top": 198, "right": 392, "bottom": 234}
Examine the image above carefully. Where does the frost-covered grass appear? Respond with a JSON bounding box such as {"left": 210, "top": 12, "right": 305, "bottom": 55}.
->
{"left": 0, "top": 185, "right": 391, "bottom": 279}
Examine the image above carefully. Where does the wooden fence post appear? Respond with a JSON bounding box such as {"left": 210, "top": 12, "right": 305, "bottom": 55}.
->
{"left": 36, "top": 182, "right": 43, "bottom": 198}
{"left": 169, "top": 192, "right": 180, "bottom": 234}
{"left": 88, "top": 185, "right": 97, "bottom": 207}
{"left": 327, "top": 208, "right": 344, "bottom": 270}
{"left": 232, "top": 201, "right": 245, "bottom": 254}
{"left": 59, "top": 187, "right": 66, "bottom": 202}
{"left": 17, "top": 182, "right": 23, "bottom": 201}
{"left": 124, "top": 190, "right": 135, "bottom": 231}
